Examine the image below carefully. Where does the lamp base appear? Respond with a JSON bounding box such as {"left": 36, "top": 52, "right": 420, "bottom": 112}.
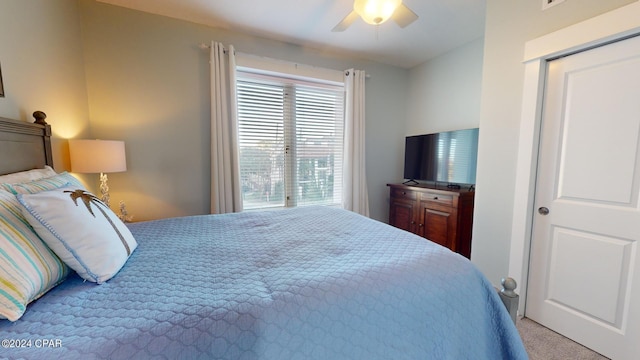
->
{"left": 99, "top": 172, "right": 110, "bottom": 208}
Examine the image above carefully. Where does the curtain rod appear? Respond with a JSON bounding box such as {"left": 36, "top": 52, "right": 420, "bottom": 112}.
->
{"left": 198, "top": 43, "right": 370, "bottom": 79}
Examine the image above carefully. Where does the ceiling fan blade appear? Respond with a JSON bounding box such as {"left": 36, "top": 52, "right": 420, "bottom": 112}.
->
{"left": 332, "top": 10, "right": 359, "bottom": 32}
{"left": 392, "top": 3, "right": 418, "bottom": 28}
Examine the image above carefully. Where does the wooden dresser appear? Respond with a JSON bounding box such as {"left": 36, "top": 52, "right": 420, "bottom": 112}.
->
{"left": 387, "top": 183, "right": 475, "bottom": 258}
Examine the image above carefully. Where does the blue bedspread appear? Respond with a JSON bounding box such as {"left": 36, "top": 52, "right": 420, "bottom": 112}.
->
{"left": 1, "top": 206, "right": 527, "bottom": 359}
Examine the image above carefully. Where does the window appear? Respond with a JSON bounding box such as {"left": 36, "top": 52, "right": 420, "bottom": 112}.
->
{"left": 236, "top": 71, "right": 344, "bottom": 210}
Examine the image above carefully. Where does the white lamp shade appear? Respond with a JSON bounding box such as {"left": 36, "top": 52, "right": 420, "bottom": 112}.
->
{"left": 69, "top": 139, "right": 127, "bottom": 174}
{"left": 354, "top": 0, "right": 401, "bottom": 25}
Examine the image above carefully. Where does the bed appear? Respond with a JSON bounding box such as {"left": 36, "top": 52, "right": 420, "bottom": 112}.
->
{"left": 0, "top": 114, "right": 527, "bottom": 359}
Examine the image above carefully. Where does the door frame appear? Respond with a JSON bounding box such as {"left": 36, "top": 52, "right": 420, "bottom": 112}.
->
{"left": 510, "top": 1, "right": 640, "bottom": 314}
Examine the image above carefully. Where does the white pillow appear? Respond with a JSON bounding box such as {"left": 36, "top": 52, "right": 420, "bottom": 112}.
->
{"left": 17, "top": 186, "right": 137, "bottom": 284}
{"left": 0, "top": 166, "right": 56, "bottom": 184}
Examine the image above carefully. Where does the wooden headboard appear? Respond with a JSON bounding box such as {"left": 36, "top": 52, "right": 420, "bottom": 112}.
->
{"left": 0, "top": 111, "right": 53, "bottom": 175}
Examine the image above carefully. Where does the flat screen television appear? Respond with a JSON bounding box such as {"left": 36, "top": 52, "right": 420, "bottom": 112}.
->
{"left": 403, "top": 128, "right": 479, "bottom": 185}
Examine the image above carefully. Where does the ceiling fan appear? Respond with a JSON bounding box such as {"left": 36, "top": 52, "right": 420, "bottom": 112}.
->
{"left": 332, "top": 0, "right": 418, "bottom": 32}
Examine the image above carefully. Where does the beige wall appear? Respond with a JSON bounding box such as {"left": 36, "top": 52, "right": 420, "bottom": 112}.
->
{"left": 78, "top": 0, "right": 409, "bottom": 222}
{"left": 472, "top": 0, "right": 637, "bottom": 285}
{"left": 0, "top": 0, "right": 90, "bottom": 171}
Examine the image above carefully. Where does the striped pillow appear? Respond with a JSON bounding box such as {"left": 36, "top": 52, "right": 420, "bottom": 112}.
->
{"left": 0, "top": 190, "right": 69, "bottom": 321}
{"left": 2, "top": 172, "right": 84, "bottom": 194}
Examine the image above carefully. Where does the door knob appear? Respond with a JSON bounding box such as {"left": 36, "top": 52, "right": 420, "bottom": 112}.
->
{"left": 538, "top": 207, "right": 550, "bottom": 215}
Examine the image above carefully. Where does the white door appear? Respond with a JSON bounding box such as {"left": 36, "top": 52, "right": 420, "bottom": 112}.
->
{"left": 527, "top": 35, "right": 640, "bottom": 360}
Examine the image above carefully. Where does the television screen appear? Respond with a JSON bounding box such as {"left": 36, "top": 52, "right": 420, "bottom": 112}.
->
{"left": 403, "top": 128, "right": 479, "bottom": 184}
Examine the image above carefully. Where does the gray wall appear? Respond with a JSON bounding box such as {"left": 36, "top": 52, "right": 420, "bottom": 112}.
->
{"left": 0, "top": 0, "right": 90, "bottom": 171}
{"left": 472, "top": 0, "right": 637, "bottom": 285}
{"left": 405, "top": 38, "right": 484, "bottom": 136}
{"left": 4, "top": 0, "right": 637, "bottom": 286}
{"left": 78, "top": 0, "right": 408, "bottom": 222}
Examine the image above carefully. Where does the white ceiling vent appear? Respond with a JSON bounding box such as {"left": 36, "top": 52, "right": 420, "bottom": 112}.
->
{"left": 542, "top": 0, "right": 566, "bottom": 10}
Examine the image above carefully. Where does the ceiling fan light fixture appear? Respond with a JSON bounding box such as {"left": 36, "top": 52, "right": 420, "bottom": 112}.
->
{"left": 353, "top": 0, "right": 402, "bottom": 25}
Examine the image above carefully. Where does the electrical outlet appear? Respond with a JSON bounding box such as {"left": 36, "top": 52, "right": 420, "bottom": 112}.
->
{"left": 542, "top": 0, "right": 566, "bottom": 10}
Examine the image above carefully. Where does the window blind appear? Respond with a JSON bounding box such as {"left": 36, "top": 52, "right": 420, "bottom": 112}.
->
{"left": 237, "top": 72, "right": 344, "bottom": 210}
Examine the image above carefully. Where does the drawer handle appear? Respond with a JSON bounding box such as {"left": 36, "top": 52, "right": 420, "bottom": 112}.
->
{"left": 433, "top": 196, "right": 438, "bottom": 200}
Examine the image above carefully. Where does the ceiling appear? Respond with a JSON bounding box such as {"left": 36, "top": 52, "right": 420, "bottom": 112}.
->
{"left": 96, "top": 0, "right": 486, "bottom": 69}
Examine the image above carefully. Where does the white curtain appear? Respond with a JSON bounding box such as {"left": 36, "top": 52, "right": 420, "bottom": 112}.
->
{"left": 343, "top": 69, "right": 370, "bottom": 217}
{"left": 210, "top": 41, "right": 242, "bottom": 214}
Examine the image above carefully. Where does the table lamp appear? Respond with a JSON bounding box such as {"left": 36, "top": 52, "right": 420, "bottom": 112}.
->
{"left": 69, "top": 139, "right": 126, "bottom": 208}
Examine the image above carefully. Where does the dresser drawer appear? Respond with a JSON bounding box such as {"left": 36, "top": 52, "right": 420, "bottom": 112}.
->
{"left": 420, "top": 192, "right": 453, "bottom": 206}
{"left": 391, "top": 188, "right": 417, "bottom": 201}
